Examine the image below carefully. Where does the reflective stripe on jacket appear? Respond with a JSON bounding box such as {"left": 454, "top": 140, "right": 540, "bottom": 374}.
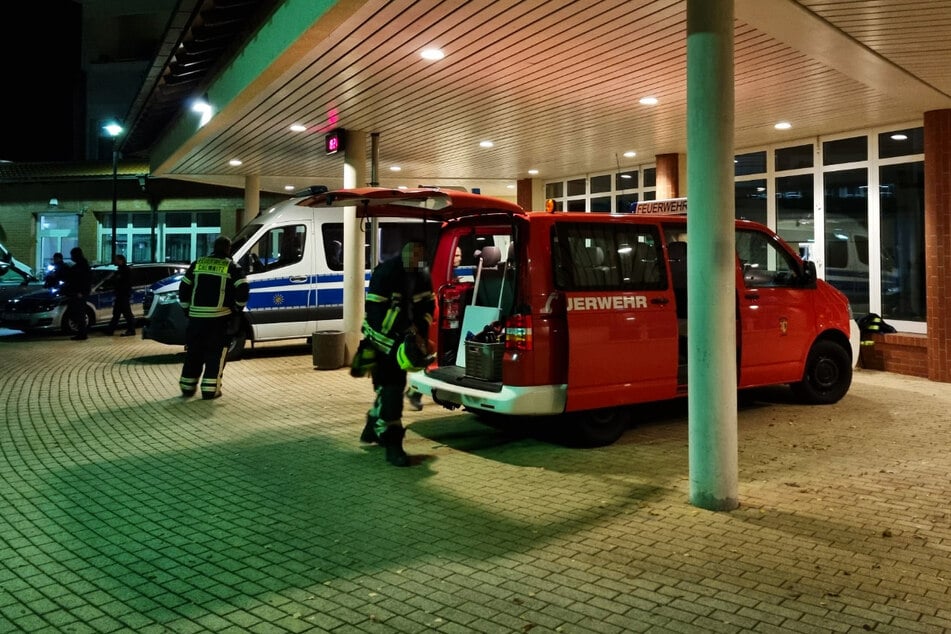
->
{"left": 179, "top": 255, "right": 249, "bottom": 319}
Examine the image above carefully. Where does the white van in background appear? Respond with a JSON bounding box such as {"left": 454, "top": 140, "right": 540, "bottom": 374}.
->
{"left": 777, "top": 215, "right": 899, "bottom": 314}
{"left": 142, "top": 186, "right": 434, "bottom": 359}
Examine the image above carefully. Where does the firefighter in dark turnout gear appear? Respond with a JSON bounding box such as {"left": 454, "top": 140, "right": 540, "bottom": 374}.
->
{"left": 355, "top": 241, "right": 435, "bottom": 466}
{"left": 178, "top": 236, "right": 249, "bottom": 399}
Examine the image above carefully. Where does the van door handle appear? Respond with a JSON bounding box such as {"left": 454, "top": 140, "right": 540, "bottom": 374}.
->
{"left": 651, "top": 297, "right": 669, "bottom": 305}
{"left": 288, "top": 276, "right": 308, "bottom": 283}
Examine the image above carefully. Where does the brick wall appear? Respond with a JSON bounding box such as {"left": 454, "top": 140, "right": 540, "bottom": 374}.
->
{"left": 859, "top": 333, "right": 929, "bottom": 378}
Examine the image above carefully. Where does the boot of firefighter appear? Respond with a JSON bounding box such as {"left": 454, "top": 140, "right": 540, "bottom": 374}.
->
{"left": 378, "top": 422, "right": 410, "bottom": 467}
{"left": 359, "top": 391, "right": 383, "bottom": 443}
{"left": 360, "top": 413, "right": 379, "bottom": 444}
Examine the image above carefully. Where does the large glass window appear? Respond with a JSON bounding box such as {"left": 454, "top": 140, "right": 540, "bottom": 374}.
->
{"left": 735, "top": 151, "right": 766, "bottom": 176}
{"left": 880, "top": 162, "right": 925, "bottom": 321}
{"left": 775, "top": 174, "right": 815, "bottom": 260}
{"left": 735, "top": 179, "right": 767, "bottom": 224}
{"left": 824, "top": 168, "right": 869, "bottom": 314}
{"left": 775, "top": 144, "right": 813, "bottom": 171}
{"left": 823, "top": 136, "right": 868, "bottom": 165}
{"left": 879, "top": 128, "right": 924, "bottom": 159}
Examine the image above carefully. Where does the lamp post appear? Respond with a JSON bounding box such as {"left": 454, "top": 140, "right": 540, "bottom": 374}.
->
{"left": 103, "top": 122, "right": 124, "bottom": 260}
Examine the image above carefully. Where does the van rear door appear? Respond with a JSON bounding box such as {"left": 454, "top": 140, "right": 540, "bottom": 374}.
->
{"left": 553, "top": 220, "right": 679, "bottom": 411}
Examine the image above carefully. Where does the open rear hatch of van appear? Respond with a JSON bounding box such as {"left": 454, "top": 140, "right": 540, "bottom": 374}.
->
{"left": 298, "top": 187, "right": 523, "bottom": 220}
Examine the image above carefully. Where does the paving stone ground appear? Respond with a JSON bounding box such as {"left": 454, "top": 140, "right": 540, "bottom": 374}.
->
{"left": 0, "top": 330, "right": 949, "bottom": 633}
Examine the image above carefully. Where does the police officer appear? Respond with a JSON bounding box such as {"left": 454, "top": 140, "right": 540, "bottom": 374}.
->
{"left": 178, "top": 235, "right": 249, "bottom": 400}
{"left": 355, "top": 241, "right": 435, "bottom": 466}
{"left": 64, "top": 247, "right": 92, "bottom": 341}
{"left": 104, "top": 254, "right": 136, "bottom": 336}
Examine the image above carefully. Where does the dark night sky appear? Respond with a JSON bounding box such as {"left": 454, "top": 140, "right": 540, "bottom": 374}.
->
{"left": 1, "top": 1, "right": 83, "bottom": 162}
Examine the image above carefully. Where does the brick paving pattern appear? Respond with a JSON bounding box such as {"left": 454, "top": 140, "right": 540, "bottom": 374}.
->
{"left": 0, "top": 331, "right": 949, "bottom": 633}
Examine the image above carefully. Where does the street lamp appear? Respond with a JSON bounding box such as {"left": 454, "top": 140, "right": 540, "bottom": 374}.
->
{"left": 103, "top": 122, "right": 124, "bottom": 260}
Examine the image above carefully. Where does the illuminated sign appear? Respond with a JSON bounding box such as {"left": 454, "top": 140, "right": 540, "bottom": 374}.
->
{"left": 325, "top": 128, "right": 346, "bottom": 155}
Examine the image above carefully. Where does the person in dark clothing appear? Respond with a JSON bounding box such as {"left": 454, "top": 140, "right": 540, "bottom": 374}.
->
{"left": 353, "top": 241, "right": 435, "bottom": 467}
{"left": 44, "top": 253, "right": 68, "bottom": 288}
{"left": 105, "top": 254, "right": 136, "bottom": 336}
{"left": 178, "top": 236, "right": 249, "bottom": 400}
{"left": 64, "top": 247, "right": 92, "bottom": 341}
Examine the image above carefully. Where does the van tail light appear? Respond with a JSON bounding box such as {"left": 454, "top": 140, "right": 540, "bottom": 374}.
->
{"left": 504, "top": 313, "right": 533, "bottom": 351}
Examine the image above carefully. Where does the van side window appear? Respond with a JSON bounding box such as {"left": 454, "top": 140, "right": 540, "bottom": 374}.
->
{"left": 736, "top": 229, "right": 800, "bottom": 287}
{"left": 552, "top": 222, "right": 665, "bottom": 291}
{"left": 324, "top": 221, "right": 432, "bottom": 271}
{"left": 243, "top": 224, "right": 306, "bottom": 273}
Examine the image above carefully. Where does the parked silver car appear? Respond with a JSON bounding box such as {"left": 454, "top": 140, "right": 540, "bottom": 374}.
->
{"left": 0, "top": 263, "right": 187, "bottom": 335}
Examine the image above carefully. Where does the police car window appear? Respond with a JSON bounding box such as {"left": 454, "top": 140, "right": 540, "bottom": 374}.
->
{"left": 552, "top": 222, "right": 664, "bottom": 291}
{"left": 736, "top": 229, "right": 799, "bottom": 288}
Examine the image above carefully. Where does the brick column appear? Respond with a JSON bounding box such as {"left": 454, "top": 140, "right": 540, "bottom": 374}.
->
{"left": 516, "top": 178, "right": 533, "bottom": 210}
{"left": 924, "top": 109, "right": 951, "bottom": 382}
{"left": 656, "top": 153, "right": 682, "bottom": 198}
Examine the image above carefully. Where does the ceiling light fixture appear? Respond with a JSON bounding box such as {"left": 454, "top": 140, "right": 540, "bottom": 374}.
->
{"left": 774, "top": 121, "right": 792, "bottom": 130}
{"left": 191, "top": 98, "right": 213, "bottom": 127}
{"left": 289, "top": 124, "right": 307, "bottom": 132}
{"left": 528, "top": 169, "right": 539, "bottom": 175}
{"left": 639, "top": 97, "right": 658, "bottom": 106}
{"left": 229, "top": 159, "right": 242, "bottom": 167}
{"left": 284, "top": 185, "right": 295, "bottom": 191}
{"left": 390, "top": 166, "right": 402, "bottom": 172}
{"left": 479, "top": 140, "right": 494, "bottom": 148}
{"left": 420, "top": 48, "right": 445, "bottom": 60}
{"left": 623, "top": 151, "right": 636, "bottom": 158}
{"left": 890, "top": 133, "right": 908, "bottom": 141}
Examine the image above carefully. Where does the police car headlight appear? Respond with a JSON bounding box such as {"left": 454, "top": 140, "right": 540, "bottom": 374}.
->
{"left": 155, "top": 291, "right": 179, "bottom": 305}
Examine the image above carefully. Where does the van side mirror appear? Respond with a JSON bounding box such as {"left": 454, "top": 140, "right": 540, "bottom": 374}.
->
{"left": 801, "top": 260, "right": 818, "bottom": 289}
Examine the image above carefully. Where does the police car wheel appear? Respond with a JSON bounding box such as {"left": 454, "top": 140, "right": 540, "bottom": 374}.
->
{"left": 791, "top": 340, "right": 852, "bottom": 405}
{"left": 62, "top": 308, "right": 92, "bottom": 336}
{"left": 571, "top": 407, "right": 629, "bottom": 447}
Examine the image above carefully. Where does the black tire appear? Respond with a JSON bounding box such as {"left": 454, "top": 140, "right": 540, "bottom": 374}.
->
{"left": 791, "top": 340, "right": 852, "bottom": 404}
{"left": 571, "top": 407, "right": 630, "bottom": 447}
{"left": 225, "top": 328, "right": 247, "bottom": 362}
{"left": 61, "top": 307, "right": 92, "bottom": 336}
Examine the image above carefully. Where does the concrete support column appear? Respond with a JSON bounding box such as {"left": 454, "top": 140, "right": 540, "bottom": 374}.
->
{"left": 242, "top": 174, "right": 260, "bottom": 230}
{"left": 924, "top": 109, "right": 951, "bottom": 382}
{"left": 343, "top": 130, "right": 367, "bottom": 361}
{"left": 656, "top": 153, "right": 686, "bottom": 198}
{"left": 686, "top": 0, "right": 738, "bottom": 511}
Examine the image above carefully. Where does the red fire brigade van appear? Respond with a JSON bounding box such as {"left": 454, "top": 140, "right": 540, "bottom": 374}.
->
{"left": 303, "top": 188, "right": 856, "bottom": 446}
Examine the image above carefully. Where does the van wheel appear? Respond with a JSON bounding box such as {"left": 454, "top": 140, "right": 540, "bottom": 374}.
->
{"left": 791, "top": 340, "right": 852, "bottom": 404}
{"left": 571, "top": 407, "right": 629, "bottom": 447}
{"left": 225, "top": 329, "right": 246, "bottom": 362}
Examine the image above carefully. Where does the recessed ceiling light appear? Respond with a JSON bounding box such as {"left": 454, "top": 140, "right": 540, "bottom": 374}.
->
{"left": 528, "top": 169, "right": 539, "bottom": 175}
{"left": 397, "top": 185, "right": 408, "bottom": 190}
{"left": 890, "top": 133, "right": 908, "bottom": 141}
{"left": 479, "top": 140, "right": 494, "bottom": 148}
{"left": 390, "top": 166, "right": 402, "bottom": 172}
{"left": 289, "top": 124, "right": 307, "bottom": 132}
{"left": 228, "top": 159, "right": 242, "bottom": 166}
{"left": 506, "top": 184, "right": 515, "bottom": 189}
{"left": 623, "top": 151, "right": 636, "bottom": 158}
{"left": 639, "top": 97, "right": 658, "bottom": 106}
{"left": 420, "top": 48, "right": 444, "bottom": 61}
{"left": 774, "top": 121, "right": 792, "bottom": 130}
{"left": 284, "top": 185, "right": 295, "bottom": 190}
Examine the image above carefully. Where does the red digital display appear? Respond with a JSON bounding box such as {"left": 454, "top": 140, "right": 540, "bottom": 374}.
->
{"left": 325, "top": 128, "right": 345, "bottom": 155}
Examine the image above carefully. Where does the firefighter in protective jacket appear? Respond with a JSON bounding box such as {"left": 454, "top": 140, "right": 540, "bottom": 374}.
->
{"left": 355, "top": 241, "right": 435, "bottom": 466}
{"left": 178, "top": 235, "right": 249, "bottom": 399}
